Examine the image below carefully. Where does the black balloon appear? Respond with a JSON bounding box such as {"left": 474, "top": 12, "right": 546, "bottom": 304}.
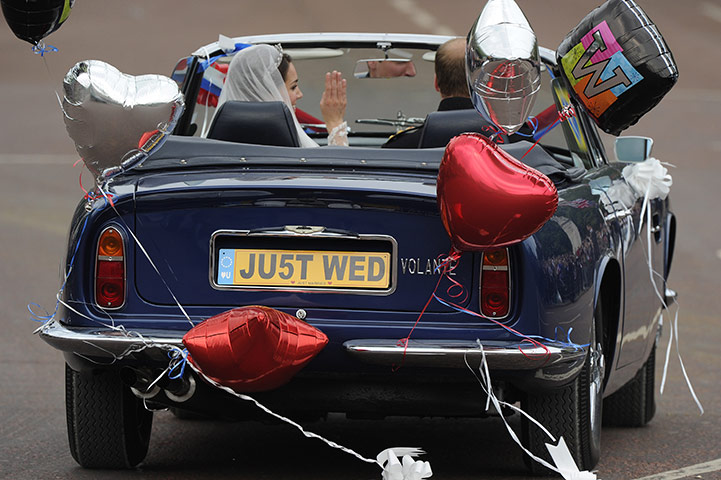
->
{"left": 556, "top": 0, "right": 678, "bottom": 136}
{"left": 1, "top": 0, "right": 74, "bottom": 45}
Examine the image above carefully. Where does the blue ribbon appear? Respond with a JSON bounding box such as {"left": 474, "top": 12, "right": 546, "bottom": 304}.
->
{"left": 168, "top": 349, "right": 189, "bottom": 380}
{"left": 32, "top": 44, "right": 58, "bottom": 57}
{"left": 197, "top": 42, "right": 253, "bottom": 72}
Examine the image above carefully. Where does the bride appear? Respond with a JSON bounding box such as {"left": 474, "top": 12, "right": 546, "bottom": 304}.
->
{"left": 217, "top": 44, "right": 348, "bottom": 147}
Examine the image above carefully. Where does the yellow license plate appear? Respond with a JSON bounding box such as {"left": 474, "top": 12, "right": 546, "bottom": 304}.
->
{"left": 217, "top": 248, "right": 391, "bottom": 289}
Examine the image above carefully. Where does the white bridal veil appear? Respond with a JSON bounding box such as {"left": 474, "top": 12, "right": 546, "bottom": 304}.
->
{"left": 216, "top": 44, "right": 319, "bottom": 148}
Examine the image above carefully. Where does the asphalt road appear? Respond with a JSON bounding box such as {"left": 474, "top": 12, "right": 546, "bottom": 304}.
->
{"left": 1, "top": 1, "right": 721, "bottom": 479}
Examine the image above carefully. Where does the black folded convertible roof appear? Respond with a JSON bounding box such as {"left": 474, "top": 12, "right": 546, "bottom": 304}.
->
{"left": 136, "top": 135, "right": 575, "bottom": 187}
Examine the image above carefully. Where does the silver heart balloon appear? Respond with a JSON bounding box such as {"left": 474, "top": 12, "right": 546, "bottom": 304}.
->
{"left": 62, "top": 60, "right": 185, "bottom": 183}
{"left": 466, "top": 0, "right": 541, "bottom": 135}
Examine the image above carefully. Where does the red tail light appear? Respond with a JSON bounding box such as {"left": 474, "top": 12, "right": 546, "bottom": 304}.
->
{"left": 96, "top": 226, "right": 125, "bottom": 309}
{"left": 480, "top": 248, "right": 510, "bottom": 318}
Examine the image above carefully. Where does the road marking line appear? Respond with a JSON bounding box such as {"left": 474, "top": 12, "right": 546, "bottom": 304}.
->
{"left": 0, "top": 154, "right": 78, "bottom": 165}
{"left": 389, "top": 0, "right": 456, "bottom": 36}
{"left": 716, "top": 249, "right": 721, "bottom": 260}
{"left": 701, "top": 1, "right": 721, "bottom": 23}
{"left": 632, "top": 458, "right": 721, "bottom": 480}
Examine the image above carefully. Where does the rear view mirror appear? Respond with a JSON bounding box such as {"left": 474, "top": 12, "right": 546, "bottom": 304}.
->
{"left": 353, "top": 58, "right": 417, "bottom": 79}
{"left": 615, "top": 136, "right": 654, "bottom": 163}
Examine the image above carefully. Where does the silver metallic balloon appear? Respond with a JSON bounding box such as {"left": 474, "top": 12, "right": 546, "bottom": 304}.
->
{"left": 466, "top": 0, "right": 541, "bottom": 135}
{"left": 62, "top": 60, "right": 185, "bottom": 183}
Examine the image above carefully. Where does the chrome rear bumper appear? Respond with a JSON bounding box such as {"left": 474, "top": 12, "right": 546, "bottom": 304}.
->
{"left": 38, "top": 321, "right": 185, "bottom": 361}
{"left": 39, "top": 321, "right": 586, "bottom": 371}
{"left": 344, "top": 339, "right": 586, "bottom": 370}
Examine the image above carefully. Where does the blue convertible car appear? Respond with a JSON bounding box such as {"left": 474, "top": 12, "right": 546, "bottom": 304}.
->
{"left": 40, "top": 33, "right": 675, "bottom": 473}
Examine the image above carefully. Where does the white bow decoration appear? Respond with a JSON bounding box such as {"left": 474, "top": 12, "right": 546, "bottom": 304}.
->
{"left": 621, "top": 157, "right": 672, "bottom": 201}
{"left": 377, "top": 448, "right": 433, "bottom": 480}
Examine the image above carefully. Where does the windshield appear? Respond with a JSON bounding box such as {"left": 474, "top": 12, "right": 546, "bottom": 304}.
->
{"left": 177, "top": 42, "right": 592, "bottom": 160}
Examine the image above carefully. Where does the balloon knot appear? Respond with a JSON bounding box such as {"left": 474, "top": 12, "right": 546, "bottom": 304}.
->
{"left": 32, "top": 42, "right": 58, "bottom": 57}
{"left": 558, "top": 105, "right": 576, "bottom": 122}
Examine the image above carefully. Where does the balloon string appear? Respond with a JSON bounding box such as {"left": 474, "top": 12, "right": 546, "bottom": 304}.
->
{"left": 520, "top": 105, "right": 576, "bottom": 160}
{"left": 187, "top": 362, "right": 378, "bottom": 465}
{"left": 75, "top": 160, "right": 115, "bottom": 205}
{"left": 97, "top": 187, "right": 194, "bottom": 327}
{"left": 431, "top": 294, "right": 552, "bottom": 362}
{"left": 395, "top": 246, "right": 588, "bottom": 368}
{"left": 394, "top": 249, "right": 463, "bottom": 370}
{"left": 29, "top": 211, "right": 91, "bottom": 328}
{"left": 32, "top": 40, "right": 64, "bottom": 109}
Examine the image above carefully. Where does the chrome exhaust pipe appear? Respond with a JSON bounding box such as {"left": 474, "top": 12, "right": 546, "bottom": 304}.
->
{"left": 164, "top": 374, "right": 196, "bottom": 403}
{"left": 121, "top": 366, "right": 162, "bottom": 399}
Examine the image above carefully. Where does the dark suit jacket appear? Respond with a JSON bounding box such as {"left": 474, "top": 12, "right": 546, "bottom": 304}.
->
{"left": 382, "top": 97, "right": 473, "bottom": 149}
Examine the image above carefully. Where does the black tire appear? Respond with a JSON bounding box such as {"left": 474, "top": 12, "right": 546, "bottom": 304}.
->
{"left": 603, "top": 343, "right": 656, "bottom": 427}
{"left": 521, "top": 303, "right": 604, "bottom": 475}
{"left": 65, "top": 364, "right": 153, "bottom": 468}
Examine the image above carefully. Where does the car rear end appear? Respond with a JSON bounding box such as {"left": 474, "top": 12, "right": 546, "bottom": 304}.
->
{"left": 43, "top": 140, "right": 588, "bottom": 420}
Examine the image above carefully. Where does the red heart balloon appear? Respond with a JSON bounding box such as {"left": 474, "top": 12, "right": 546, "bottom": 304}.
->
{"left": 437, "top": 133, "right": 558, "bottom": 251}
{"left": 183, "top": 306, "right": 328, "bottom": 393}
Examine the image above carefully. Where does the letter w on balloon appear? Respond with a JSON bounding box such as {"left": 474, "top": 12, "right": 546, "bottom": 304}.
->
{"left": 560, "top": 21, "right": 643, "bottom": 118}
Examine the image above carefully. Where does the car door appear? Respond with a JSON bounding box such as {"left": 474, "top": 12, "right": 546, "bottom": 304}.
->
{"left": 575, "top": 94, "right": 665, "bottom": 369}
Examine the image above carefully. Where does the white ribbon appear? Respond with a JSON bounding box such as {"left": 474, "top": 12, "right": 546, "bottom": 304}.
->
{"left": 377, "top": 448, "right": 433, "bottom": 480}
{"left": 622, "top": 158, "right": 703, "bottom": 414}
{"left": 187, "top": 362, "right": 433, "bottom": 478}
{"left": 546, "top": 438, "right": 597, "bottom": 480}
{"left": 466, "top": 343, "right": 596, "bottom": 479}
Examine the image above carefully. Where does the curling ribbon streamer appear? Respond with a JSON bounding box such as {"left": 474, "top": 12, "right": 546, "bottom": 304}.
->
{"left": 545, "top": 438, "right": 597, "bottom": 480}
{"left": 377, "top": 449, "right": 432, "bottom": 480}
{"left": 187, "top": 362, "right": 432, "bottom": 479}
{"left": 466, "top": 342, "right": 596, "bottom": 478}
{"left": 622, "top": 158, "right": 703, "bottom": 414}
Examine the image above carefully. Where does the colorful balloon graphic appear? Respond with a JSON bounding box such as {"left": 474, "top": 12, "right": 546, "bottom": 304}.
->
{"left": 557, "top": 0, "right": 678, "bottom": 136}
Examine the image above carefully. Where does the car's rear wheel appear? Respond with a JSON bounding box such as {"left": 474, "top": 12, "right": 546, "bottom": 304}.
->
{"left": 65, "top": 364, "right": 153, "bottom": 468}
{"left": 603, "top": 343, "right": 656, "bottom": 427}
{"left": 521, "top": 302, "right": 604, "bottom": 475}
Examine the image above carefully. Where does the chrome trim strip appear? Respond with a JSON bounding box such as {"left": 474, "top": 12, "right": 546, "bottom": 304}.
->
{"left": 481, "top": 265, "right": 508, "bottom": 271}
{"left": 344, "top": 339, "right": 587, "bottom": 370}
{"left": 209, "top": 228, "right": 398, "bottom": 295}
{"left": 192, "top": 32, "right": 557, "bottom": 65}
{"left": 193, "top": 33, "right": 456, "bottom": 56}
{"left": 38, "top": 321, "right": 185, "bottom": 359}
{"left": 97, "top": 255, "right": 123, "bottom": 262}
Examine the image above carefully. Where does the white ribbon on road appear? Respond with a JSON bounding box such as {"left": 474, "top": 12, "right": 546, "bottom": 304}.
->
{"left": 546, "top": 437, "right": 597, "bottom": 480}
{"left": 377, "top": 448, "right": 433, "bottom": 480}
